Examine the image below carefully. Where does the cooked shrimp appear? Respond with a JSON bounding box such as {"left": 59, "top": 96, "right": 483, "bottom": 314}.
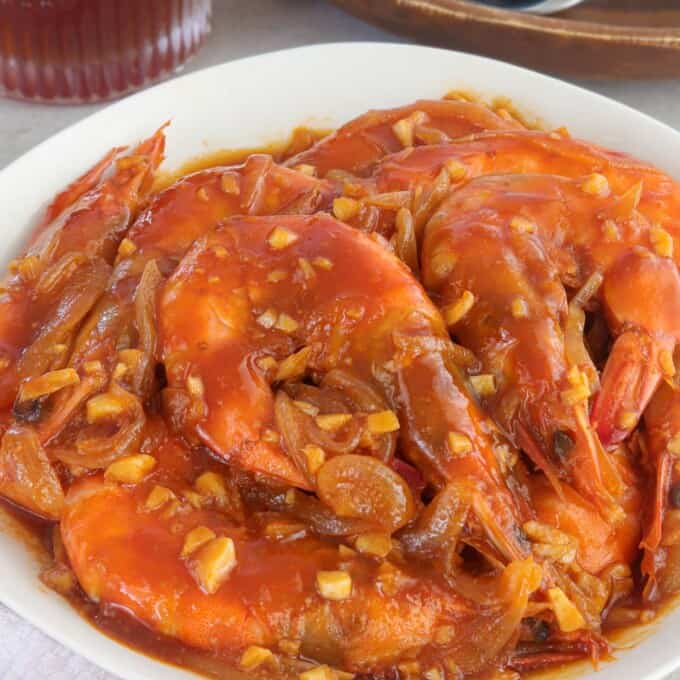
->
{"left": 160, "top": 213, "right": 529, "bottom": 559}
{"left": 7, "top": 95, "right": 680, "bottom": 678}
{"left": 0, "top": 131, "right": 166, "bottom": 518}
{"left": 359, "top": 128, "right": 680, "bottom": 246}
{"left": 0, "top": 129, "right": 165, "bottom": 410}
{"left": 422, "top": 176, "right": 615, "bottom": 520}
{"left": 61, "top": 468, "right": 542, "bottom": 675}
{"left": 372, "top": 129, "right": 672, "bottom": 202}
{"left": 421, "top": 171, "right": 680, "bottom": 510}
{"left": 529, "top": 460, "right": 641, "bottom": 576}
{"left": 591, "top": 251, "right": 680, "bottom": 447}
{"left": 641, "top": 382, "right": 680, "bottom": 598}
{"left": 37, "top": 145, "right": 125, "bottom": 232}
{"left": 287, "top": 98, "right": 523, "bottom": 177}
{"left": 36, "top": 157, "right": 336, "bottom": 447}
{"left": 72, "top": 155, "right": 335, "bottom": 366}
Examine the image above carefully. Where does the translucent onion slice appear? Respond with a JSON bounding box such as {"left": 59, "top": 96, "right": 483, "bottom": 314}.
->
{"left": 316, "top": 454, "right": 415, "bottom": 532}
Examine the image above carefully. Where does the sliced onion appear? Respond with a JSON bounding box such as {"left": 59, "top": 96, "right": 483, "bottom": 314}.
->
{"left": 0, "top": 424, "right": 64, "bottom": 520}
{"left": 391, "top": 458, "right": 426, "bottom": 497}
{"left": 279, "top": 385, "right": 363, "bottom": 455}
{"left": 412, "top": 166, "right": 450, "bottom": 240}
{"left": 316, "top": 454, "right": 416, "bottom": 532}
{"left": 565, "top": 271, "right": 603, "bottom": 392}
{"left": 394, "top": 207, "right": 420, "bottom": 276}
{"left": 447, "top": 559, "right": 543, "bottom": 674}
{"left": 68, "top": 294, "right": 129, "bottom": 369}
{"left": 240, "top": 480, "right": 375, "bottom": 537}
{"left": 38, "top": 368, "right": 108, "bottom": 445}
{"left": 285, "top": 383, "right": 347, "bottom": 414}
{"left": 274, "top": 390, "right": 315, "bottom": 483}
{"left": 71, "top": 383, "right": 145, "bottom": 468}
{"left": 399, "top": 482, "right": 472, "bottom": 558}
{"left": 17, "top": 255, "right": 111, "bottom": 380}
{"left": 321, "top": 369, "right": 387, "bottom": 413}
{"left": 131, "top": 259, "right": 163, "bottom": 400}
{"left": 322, "top": 369, "right": 396, "bottom": 462}
{"left": 285, "top": 487, "right": 377, "bottom": 536}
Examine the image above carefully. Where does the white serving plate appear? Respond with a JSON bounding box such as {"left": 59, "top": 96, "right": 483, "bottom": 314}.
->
{"left": 0, "top": 42, "right": 679, "bottom": 680}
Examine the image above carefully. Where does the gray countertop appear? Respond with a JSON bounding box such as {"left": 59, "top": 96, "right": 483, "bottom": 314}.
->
{"left": 0, "top": 1, "right": 679, "bottom": 678}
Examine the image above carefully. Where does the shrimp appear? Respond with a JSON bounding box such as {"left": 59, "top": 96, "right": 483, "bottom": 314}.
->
{"left": 591, "top": 251, "right": 680, "bottom": 447}
{"left": 159, "top": 212, "right": 529, "bottom": 560}
{"left": 37, "top": 146, "right": 125, "bottom": 232}
{"left": 528, "top": 458, "right": 642, "bottom": 577}
{"left": 34, "top": 156, "right": 336, "bottom": 449}
{"left": 372, "top": 129, "right": 672, "bottom": 202}
{"left": 0, "top": 129, "right": 165, "bottom": 410}
{"left": 421, "top": 172, "right": 680, "bottom": 502}
{"left": 421, "top": 175, "right": 624, "bottom": 520}
{"left": 356, "top": 128, "right": 679, "bottom": 246}
{"left": 641, "top": 383, "right": 680, "bottom": 598}
{"left": 60, "top": 461, "right": 542, "bottom": 675}
{"left": 0, "top": 130, "right": 166, "bottom": 518}
{"left": 71, "top": 155, "right": 335, "bottom": 368}
{"left": 286, "top": 97, "right": 522, "bottom": 177}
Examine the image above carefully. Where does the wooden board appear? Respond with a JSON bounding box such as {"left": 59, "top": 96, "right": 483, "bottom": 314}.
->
{"left": 331, "top": 0, "right": 680, "bottom": 78}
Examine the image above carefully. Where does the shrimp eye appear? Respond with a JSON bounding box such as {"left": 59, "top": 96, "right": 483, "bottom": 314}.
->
{"left": 155, "top": 363, "right": 168, "bottom": 389}
{"left": 12, "top": 398, "right": 42, "bottom": 423}
{"left": 669, "top": 483, "right": 680, "bottom": 509}
{"left": 529, "top": 618, "right": 551, "bottom": 642}
{"left": 553, "top": 430, "right": 575, "bottom": 459}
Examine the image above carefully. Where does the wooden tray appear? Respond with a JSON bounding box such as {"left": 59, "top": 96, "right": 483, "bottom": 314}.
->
{"left": 331, "top": 0, "right": 680, "bottom": 78}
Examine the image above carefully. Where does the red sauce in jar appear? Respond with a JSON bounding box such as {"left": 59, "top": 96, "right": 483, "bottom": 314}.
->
{"left": 0, "top": 0, "right": 211, "bottom": 102}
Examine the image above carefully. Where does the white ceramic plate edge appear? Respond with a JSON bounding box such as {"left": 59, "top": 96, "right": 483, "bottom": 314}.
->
{"left": 1, "top": 42, "right": 680, "bottom": 680}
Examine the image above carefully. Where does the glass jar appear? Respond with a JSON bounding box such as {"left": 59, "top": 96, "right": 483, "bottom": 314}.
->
{"left": 0, "top": 0, "right": 212, "bottom": 103}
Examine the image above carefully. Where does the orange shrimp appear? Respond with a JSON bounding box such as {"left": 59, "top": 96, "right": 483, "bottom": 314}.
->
{"left": 372, "top": 129, "right": 672, "bottom": 202}
{"left": 421, "top": 175, "right": 625, "bottom": 520}
{"left": 286, "top": 98, "right": 522, "bottom": 177}
{"left": 159, "top": 213, "right": 529, "bottom": 560}
{"left": 421, "top": 172, "right": 680, "bottom": 509}
{"left": 529, "top": 460, "right": 642, "bottom": 576}
{"left": 61, "top": 462, "right": 542, "bottom": 675}
{"left": 591, "top": 251, "right": 680, "bottom": 447}
{"left": 68, "top": 156, "right": 336, "bottom": 369}
{"left": 641, "top": 382, "right": 680, "bottom": 597}
{"left": 0, "top": 130, "right": 165, "bottom": 518}
{"left": 0, "top": 129, "right": 166, "bottom": 411}
{"left": 37, "top": 146, "right": 125, "bottom": 232}
{"left": 35, "top": 157, "right": 336, "bottom": 448}
{"left": 359, "top": 128, "right": 680, "bottom": 245}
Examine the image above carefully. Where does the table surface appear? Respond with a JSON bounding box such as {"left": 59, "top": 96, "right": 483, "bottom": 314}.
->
{"left": 1, "top": 1, "right": 680, "bottom": 678}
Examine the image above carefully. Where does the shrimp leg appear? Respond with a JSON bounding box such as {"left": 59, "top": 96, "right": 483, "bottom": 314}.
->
{"left": 287, "top": 97, "right": 522, "bottom": 177}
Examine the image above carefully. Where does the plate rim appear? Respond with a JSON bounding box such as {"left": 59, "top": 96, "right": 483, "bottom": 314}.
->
{"left": 1, "top": 41, "right": 680, "bottom": 680}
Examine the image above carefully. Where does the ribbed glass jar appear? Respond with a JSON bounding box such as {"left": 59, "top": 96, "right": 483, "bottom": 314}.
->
{"left": 0, "top": 0, "right": 211, "bottom": 103}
